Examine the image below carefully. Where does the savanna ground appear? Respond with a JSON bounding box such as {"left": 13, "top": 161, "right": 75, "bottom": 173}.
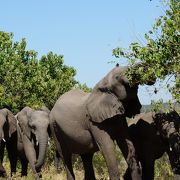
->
{"left": 1, "top": 144, "right": 175, "bottom": 180}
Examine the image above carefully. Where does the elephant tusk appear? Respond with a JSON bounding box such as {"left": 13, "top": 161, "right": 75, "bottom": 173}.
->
{"left": 48, "top": 137, "right": 50, "bottom": 146}
{"left": 170, "top": 147, "right": 172, "bottom": 151}
{"left": 2, "top": 138, "right": 6, "bottom": 142}
{"left": 36, "top": 141, "right": 39, "bottom": 146}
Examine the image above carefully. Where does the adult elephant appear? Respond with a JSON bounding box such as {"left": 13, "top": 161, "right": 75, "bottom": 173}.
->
{"left": 50, "top": 65, "right": 153, "bottom": 180}
{"left": 16, "top": 106, "right": 50, "bottom": 179}
{"left": 0, "top": 108, "right": 17, "bottom": 177}
{"left": 124, "top": 111, "right": 180, "bottom": 180}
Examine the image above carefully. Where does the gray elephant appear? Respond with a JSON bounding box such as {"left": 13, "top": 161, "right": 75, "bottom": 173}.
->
{"left": 16, "top": 106, "right": 50, "bottom": 179}
{"left": 124, "top": 111, "right": 180, "bottom": 180}
{"left": 0, "top": 108, "right": 17, "bottom": 177}
{"left": 50, "top": 65, "right": 154, "bottom": 180}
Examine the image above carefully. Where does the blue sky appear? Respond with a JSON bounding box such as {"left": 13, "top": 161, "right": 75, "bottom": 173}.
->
{"left": 0, "top": 0, "right": 172, "bottom": 105}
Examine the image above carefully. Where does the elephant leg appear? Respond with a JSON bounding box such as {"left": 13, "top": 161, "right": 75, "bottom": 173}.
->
{"left": 6, "top": 135, "right": 18, "bottom": 176}
{"left": 116, "top": 120, "right": 141, "bottom": 180}
{"left": 0, "top": 165, "right": 6, "bottom": 177}
{"left": 0, "top": 141, "right": 5, "bottom": 163}
{"left": 53, "top": 125, "right": 75, "bottom": 180}
{"left": 123, "top": 167, "right": 132, "bottom": 180}
{"left": 117, "top": 138, "right": 141, "bottom": 180}
{"left": 141, "top": 160, "right": 154, "bottom": 180}
{"left": 54, "top": 150, "right": 61, "bottom": 173}
{"left": 81, "top": 153, "right": 96, "bottom": 180}
{"left": 0, "top": 166, "right": 7, "bottom": 178}
{"left": 0, "top": 141, "right": 7, "bottom": 177}
{"left": 55, "top": 138, "right": 74, "bottom": 179}
{"left": 62, "top": 151, "right": 75, "bottom": 180}
{"left": 20, "top": 157, "right": 28, "bottom": 176}
{"left": 6, "top": 146, "right": 17, "bottom": 176}
{"left": 90, "top": 123, "right": 120, "bottom": 180}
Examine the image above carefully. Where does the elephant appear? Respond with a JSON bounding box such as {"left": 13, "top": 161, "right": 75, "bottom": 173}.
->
{"left": 50, "top": 64, "right": 155, "bottom": 180}
{"left": 54, "top": 150, "right": 61, "bottom": 173}
{"left": 0, "top": 108, "right": 17, "bottom": 177}
{"left": 16, "top": 106, "right": 50, "bottom": 179}
{"left": 124, "top": 111, "right": 180, "bottom": 180}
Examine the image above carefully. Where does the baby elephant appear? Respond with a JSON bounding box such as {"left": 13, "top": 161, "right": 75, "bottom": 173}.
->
{"left": 124, "top": 111, "right": 180, "bottom": 180}
{"left": 16, "top": 107, "right": 50, "bottom": 179}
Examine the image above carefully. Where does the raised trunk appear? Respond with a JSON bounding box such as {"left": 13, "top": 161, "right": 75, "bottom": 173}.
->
{"left": 35, "top": 133, "right": 48, "bottom": 172}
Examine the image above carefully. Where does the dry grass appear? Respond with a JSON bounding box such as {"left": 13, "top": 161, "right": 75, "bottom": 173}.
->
{"left": 1, "top": 163, "right": 108, "bottom": 180}
{"left": 0, "top": 151, "right": 174, "bottom": 180}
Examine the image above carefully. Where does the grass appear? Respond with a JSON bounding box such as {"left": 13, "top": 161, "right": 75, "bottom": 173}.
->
{"left": 0, "top": 148, "right": 175, "bottom": 180}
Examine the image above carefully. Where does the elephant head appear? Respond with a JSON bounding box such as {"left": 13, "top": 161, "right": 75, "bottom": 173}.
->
{"left": 16, "top": 107, "right": 50, "bottom": 172}
{"left": 154, "top": 111, "right": 180, "bottom": 174}
{"left": 0, "top": 108, "right": 16, "bottom": 142}
{"left": 86, "top": 64, "right": 148, "bottom": 123}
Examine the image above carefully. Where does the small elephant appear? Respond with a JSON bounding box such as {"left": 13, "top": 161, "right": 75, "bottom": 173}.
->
{"left": 50, "top": 65, "right": 154, "bottom": 180}
{"left": 0, "top": 108, "right": 17, "bottom": 177}
{"left": 16, "top": 106, "right": 50, "bottom": 179}
{"left": 124, "top": 111, "right": 180, "bottom": 180}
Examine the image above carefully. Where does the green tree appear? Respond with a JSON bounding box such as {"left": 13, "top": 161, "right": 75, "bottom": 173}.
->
{"left": 0, "top": 31, "right": 77, "bottom": 112}
{"left": 113, "top": 0, "right": 180, "bottom": 105}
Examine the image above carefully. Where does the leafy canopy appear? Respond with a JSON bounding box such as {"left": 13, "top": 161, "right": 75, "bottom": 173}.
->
{"left": 113, "top": 0, "right": 180, "bottom": 104}
{"left": 0, "top": 31, "right": 77, "bottom": 112}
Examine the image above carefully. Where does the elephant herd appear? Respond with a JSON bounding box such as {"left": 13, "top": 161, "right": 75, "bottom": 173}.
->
{"left": 0, "top": 107, "right": 50, "bottom": 179}
{"left": 0, "top": 65, "right": 180, "bottom": 180}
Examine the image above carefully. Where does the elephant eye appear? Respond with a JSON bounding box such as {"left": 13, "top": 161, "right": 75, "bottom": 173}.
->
{"left": 31, "top": 125, "right": 36, "bottom": 130}
{"left": 115, "top": 76, "right": 119, "bottom": 80}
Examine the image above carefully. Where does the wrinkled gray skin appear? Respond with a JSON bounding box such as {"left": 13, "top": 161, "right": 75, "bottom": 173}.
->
{"left": 50, "top": 65, "right": 145, "bottom": 180}
{"left": 16, "top": 107, "right": 50, "bottom": 179}
{"left": 124, "top": 111, "right": 180, "bottom": 180}
{"left": 0, "top": 108, "right": 17, "bottom": 177}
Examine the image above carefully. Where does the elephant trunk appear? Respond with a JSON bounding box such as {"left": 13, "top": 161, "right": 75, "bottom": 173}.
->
{"left": 0, "top": 127, "right": 5, "bottom": 142}
{"left": 35, "top": 133, "right": 48, "bottom": 172}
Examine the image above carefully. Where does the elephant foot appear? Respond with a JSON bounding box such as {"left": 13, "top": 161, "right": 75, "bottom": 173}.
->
{"left": 131, "top": 171, "right": 142, "bottom": 180}
{"left": 0, "top": 166, "right": 6, "bottom": 175}
{"left": 54, "top": 161, "right": 61, "bottom": 174}
{"left": 35, "top": 174, "right": 40, "bottom": 180}
{"left": 34, "top": 172, "right": 42, "bottom": 180}
{"left": 21, "top": 172, "right": 28, "bottom": 177}
{"left": 0, "top": 171, "right": 7, "bottom": 178}
{"left": 174, "top": 174, "right": 180, "bottom": 180}
{"left": 56, "top": 168, "right": 61, "bottom": 174}
{"left": 39, "top": 173, "right": 42, "bottom": 178}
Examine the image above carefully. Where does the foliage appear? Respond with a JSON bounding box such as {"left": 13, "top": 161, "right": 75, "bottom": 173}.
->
{"left": 155, "top": 153, "right": 174, "bottom": 178}
{"left": 113, "top": 0, "right": 180, "bottom": 105}
{"left": 0, "top": 31, "right": 77, "bottom": 112}
{"left": 76, "top": 83, "right": 92, "bottom": 92}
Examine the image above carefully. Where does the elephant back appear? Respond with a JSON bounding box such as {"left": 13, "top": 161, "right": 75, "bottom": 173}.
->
{"left": 128, "top": 112, "right": 155, "bottom": 127}
{"left": 51, "top": 89, "right": 90, "bottom": 126}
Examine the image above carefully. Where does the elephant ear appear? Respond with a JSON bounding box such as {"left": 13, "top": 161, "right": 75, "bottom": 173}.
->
{"left": 40, "top": 106, "right": 50, "bottom": 114}
{"left": 6, "top": 109, "right": 17, "bottom": 137}
{"left": 86, "top": 90, "right": 125, "bottom": 123}
{"left": 16, "top": 108, "right": 32, "bottom": 139}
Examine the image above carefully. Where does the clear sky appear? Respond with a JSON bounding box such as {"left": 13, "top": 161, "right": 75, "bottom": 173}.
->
{"left": 0, "top": 0, "right": 172, "bottom": 105}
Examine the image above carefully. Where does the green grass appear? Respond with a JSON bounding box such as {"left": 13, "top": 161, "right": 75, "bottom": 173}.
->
{"left": 1, "top": 148, "right": 175, "bottom": 180}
